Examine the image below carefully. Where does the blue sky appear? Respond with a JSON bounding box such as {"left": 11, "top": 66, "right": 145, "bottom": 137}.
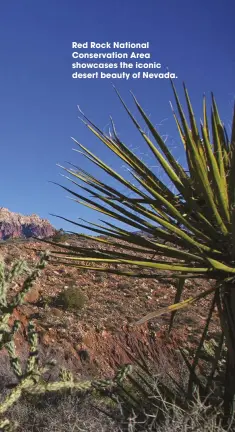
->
{"left": 0, "top": 0, "right": 234, "bottom": 233}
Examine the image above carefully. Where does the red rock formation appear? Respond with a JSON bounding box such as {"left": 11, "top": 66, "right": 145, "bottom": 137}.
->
{"left": 0, "top": 207, "right": 55, "bottom": 240}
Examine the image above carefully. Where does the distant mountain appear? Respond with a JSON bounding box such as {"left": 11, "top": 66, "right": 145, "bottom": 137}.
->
{"left": 0, "top": 207, "right": 55, "bottom": 240}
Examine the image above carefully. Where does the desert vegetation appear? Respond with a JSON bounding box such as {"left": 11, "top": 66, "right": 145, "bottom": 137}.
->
{"left": 0, "top": 255, "right": 134, "bottom": 430}
{"left": 50, "top": 82, "right": 235, "bottom": 428}
{"left": 0, "top": 254, "right": 230, "bottom": 431}
{"left": 1, "top": 82, "right": 235, "bottom": 430}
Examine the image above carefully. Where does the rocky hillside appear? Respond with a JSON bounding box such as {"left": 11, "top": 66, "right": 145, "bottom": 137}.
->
{"left": 0, "top": 207, "right": 55, "bottom": 240}
{"left": 0, "top": 235, "right": 219, "bottom": 379}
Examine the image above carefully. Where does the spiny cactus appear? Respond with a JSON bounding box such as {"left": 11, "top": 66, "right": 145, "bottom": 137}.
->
{"left": 0, "top": 418, "right": 17, "bottom": 431}
{"left": 0, "top": 254, "right": 132, "bottom": 430}
{"left": 0, "top": 316, "right": 131, "bottom": 429}
{"left": 0, "top": 253, "right": 48, "bottom": 349}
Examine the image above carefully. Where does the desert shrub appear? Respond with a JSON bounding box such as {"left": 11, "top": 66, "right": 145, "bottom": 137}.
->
{"left": 55, "top": 287, "right": 86, "bottom": 311}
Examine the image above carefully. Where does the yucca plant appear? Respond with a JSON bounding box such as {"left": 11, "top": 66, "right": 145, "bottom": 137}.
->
{"left": 49, "top": 82, "right": 235, "bottom": 425}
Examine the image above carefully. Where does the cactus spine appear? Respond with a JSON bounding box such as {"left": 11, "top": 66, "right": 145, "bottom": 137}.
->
{"left": 0, "top": 253, "right": 131, "bottom": 430}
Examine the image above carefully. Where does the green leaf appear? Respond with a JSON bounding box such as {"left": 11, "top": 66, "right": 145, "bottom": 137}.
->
{"left": 134, "top": 286, "right": 216, "bottom": 326}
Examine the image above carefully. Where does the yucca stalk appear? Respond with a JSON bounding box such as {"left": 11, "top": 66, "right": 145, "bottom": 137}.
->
{"left": 50, "top": 82, "right": 235, "bottom": 424}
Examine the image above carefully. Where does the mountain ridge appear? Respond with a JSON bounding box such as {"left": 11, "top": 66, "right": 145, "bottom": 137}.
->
{"left": 0, "top": 207, "right": 55, "bottom": 240}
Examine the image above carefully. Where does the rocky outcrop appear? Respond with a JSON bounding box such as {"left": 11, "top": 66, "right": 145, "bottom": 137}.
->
{"left": 0, "top": 207, "right": 55, "bottom": 240}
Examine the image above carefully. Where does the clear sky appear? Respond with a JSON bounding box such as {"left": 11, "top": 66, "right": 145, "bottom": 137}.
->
{"left": 0, "top": 0, "right": 234, "bottom": 232}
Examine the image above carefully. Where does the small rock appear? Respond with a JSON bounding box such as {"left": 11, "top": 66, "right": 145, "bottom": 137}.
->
{"left": 24, "top": 285, "right": 41, "bottom": 303}
{"left": 50, "top": 308, "right": 64, "bottom": 318}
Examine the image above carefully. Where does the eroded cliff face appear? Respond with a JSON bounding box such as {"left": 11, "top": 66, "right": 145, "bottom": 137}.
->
{"left": 0, "top": 207, "right": 55, "bottom": 240}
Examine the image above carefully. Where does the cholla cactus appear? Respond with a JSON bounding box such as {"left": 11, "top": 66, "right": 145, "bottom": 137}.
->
{"left": 0, "top": 253, "right": 48, "bottom": 348}
{"left": 0, "top": 253, "right": 131, "bottom": 430}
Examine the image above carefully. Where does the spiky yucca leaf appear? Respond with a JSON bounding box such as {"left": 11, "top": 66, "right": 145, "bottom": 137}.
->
{"left": 50, "top": 83, "right": 235, "bottom": 422}
{"left": 51, "top": 83, "right": 234, "bottom": 318}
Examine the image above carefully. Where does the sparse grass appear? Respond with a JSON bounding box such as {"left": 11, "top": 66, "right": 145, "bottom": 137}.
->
{"left": 8, "top": 394, "right": 119, "bottom": 432}
{"left": 0, "top": 352, "right": 229, "bottom": 432}
{"left": 7, "top": 392, "right": 228, "bottom": 432}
